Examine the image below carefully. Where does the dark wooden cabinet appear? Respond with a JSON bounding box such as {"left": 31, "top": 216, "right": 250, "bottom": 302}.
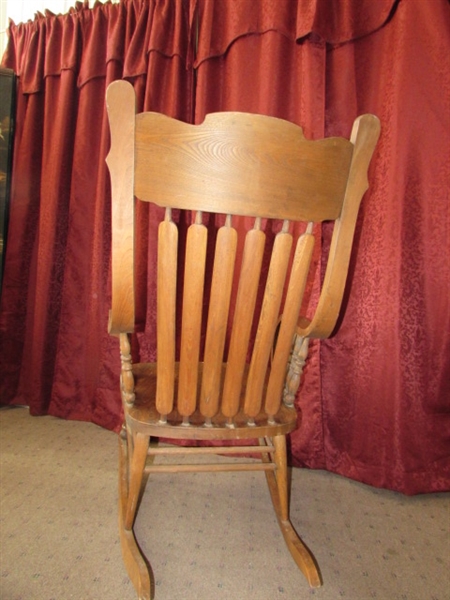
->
{"left": 0, "top": 67, "right": 15, "bottom": 297}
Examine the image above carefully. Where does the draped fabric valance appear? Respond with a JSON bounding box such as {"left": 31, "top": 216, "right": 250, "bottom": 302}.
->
{"left": 4, "top": 0, "right": 399, "bottom": 92}
{"left": 193, "top": 0, "right": 398, "bottom": 67}
{"left": 3, "top": 0, "right": 194, "bottom": 92}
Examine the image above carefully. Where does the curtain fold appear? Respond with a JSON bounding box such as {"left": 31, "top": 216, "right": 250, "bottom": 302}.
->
{"left": 321, "top": 0, "right": 450, "bottom": 494}
{"left": 0, "top": 0, "right": 194, "bottom": 430}
{"left": 1, "top": 0, "right": 449, "bottom": 494}
{"left": 192, "top": 0, "right": 450, "bottom": 494}
{"left": 193, "top": 0, "right": 397, "bottom": 66}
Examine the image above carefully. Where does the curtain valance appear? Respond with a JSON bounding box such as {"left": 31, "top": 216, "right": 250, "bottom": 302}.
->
{"left": 194, "top": 0, "right": 398, "bottom": 67}
{"left": 3, "top": 0, "right": 192, "bottom": 92}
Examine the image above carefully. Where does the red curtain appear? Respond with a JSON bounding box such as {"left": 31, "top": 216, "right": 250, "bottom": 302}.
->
{"left": 0, "top": 0, "right": 194, "bottom": 430}
{"left": 322, "top": 0, "right": 450, "bottom": 494}
{"left": 1, "top": 0, "right": 449, "bottom": 494}
{"left": 192, "top": 0, "right": 450, "bottom": 494}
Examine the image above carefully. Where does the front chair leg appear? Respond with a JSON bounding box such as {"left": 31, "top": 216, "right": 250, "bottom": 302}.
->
{"left": 272, "top": 435, "right": 290, "bottom": 519}
{"left": 119, "top": 431, "right": 153, "bottom": 599}
{"left": 125, "top": 432, "right": 150, "bottom": 530}
{"left": 265, "top": 434, "right": 322, "bottom": 588}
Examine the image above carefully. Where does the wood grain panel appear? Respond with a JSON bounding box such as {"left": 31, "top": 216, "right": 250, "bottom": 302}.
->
{"left": 156, "top": 215, "right": 178, "bottom": 416}
{"left": 222, "top": 225, "right": 266, "bottom": 418}
{"left": 105, "top": 80, "right": 136, "bottom": 334}
{"left": 244, "top": 227, "right": 293, "bottom": 418}
{"left": 265, "top": 230, "right": 315, "bottom": 416}
{"left": 177, "top": 220, "right": 207, "bottom": 417}
{"left": 200, "top": 219, "right": 237, "bottom": 419}
{"left": 135, "top": 111, "right": 353, "bottom": 222}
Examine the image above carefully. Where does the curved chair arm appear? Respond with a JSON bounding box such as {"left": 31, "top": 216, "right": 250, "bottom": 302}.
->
{"left": 298, "top": 114, "right": 381, "bottom": 340}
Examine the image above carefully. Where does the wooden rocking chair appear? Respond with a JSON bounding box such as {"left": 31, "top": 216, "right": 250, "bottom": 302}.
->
{"left": 105, "top": 79, "right": 380, "bottom": 600}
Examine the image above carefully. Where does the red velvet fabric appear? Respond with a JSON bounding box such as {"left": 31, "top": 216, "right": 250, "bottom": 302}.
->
{"left": 1, "top": 0, "right": 449, "bottom": 494}
{"left": 0, "top": 0, "right": 194, "bottom": 430}
{"left": 321, "top": 0, "right": 450, "bottom": 494}
{"left": 193, "top": 0, "right": 450, "bottom": 494}
{"left": 194, "top": 0, "right": 396, "bottom": 63}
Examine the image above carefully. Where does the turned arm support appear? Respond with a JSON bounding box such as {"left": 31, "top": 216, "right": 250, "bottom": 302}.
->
{"left": 283, "top": 334, "right": 310, "bottom": 408}
{"left": 119, "top": 332, "right": 135, "bottom": 407}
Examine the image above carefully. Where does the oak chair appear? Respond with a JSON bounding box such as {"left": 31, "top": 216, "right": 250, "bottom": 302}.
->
{"left": 105, "top": 79, "right": 380, "bottom": 600}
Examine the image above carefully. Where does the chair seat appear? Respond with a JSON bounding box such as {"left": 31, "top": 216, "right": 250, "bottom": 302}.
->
{"left": 126, "top": 362, "right": 299, "bottom": 440}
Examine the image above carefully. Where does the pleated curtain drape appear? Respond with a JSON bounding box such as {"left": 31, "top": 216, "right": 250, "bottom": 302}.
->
{"left": 1, "top": 0, "right": 449, "bottom": 494}
{"left": 321, "top": 0, "right": 450, "bottom": 494}
{"left": 0, "top": 0, "right": 195, "bottom": 430}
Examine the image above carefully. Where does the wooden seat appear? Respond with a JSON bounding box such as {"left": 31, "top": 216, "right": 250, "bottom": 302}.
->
{"left": 105, "top": 79, "right": 380, "bottom": 600}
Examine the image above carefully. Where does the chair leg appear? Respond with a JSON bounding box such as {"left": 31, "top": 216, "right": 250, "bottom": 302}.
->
{"left": 118, "top": 429, "right": 153, "bottom": 600}
{"left": 265, "top": 435, "right": 322, "bottom": 588}
{"left": 125, "top": 432, "right": 150, "bottom": 529}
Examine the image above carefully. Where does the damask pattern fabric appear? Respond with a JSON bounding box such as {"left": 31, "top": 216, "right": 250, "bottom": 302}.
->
{"left": 1, "top": 0, "right": 449, "bottom": 494}
{"left": 0, "top": 0, "right": 194, "bottom": 431}
{"left": 321, "top": 0, "right": 450, "bottom": 494}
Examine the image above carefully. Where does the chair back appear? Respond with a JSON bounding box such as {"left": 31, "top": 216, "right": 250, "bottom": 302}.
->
{"left": 106, "top": 80, "right": 380, "bottom": 428}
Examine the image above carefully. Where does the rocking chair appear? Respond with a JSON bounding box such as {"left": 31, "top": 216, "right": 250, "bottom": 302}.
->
{"left": 105, "top": 79, "right": 380, "bottom": 599}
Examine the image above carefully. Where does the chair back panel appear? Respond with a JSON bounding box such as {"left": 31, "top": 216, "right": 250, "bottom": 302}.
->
{"left": 152, "top": 211, "right": 315, "bottom": 422}
{"left": 135, "top": 111, "right": 354, "bottom": 222}
{"left": 243, "top": 222, "right": 293, "bottom": 418}
{"left": 200, "top": 216, "right": 238, "bottom": 419}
